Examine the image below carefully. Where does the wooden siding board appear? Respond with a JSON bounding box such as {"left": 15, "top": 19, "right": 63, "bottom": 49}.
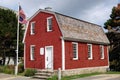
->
{"left": 65, "top": 41, "right": 108, "bottom": 69}
{"left": 25, "top": 12, "right": 62, "bottom": 70}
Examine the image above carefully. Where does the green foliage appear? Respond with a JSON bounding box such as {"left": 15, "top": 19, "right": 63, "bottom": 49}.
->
{"left": 104, "top": 4, "right": 120, "bottom": 71}
{"left": 47, "top": 72, "right": 101, "bottom": 80}
{"left": 0, "top": 66, "right": 4, "bottom": 73}
{"left": 18, "top": 63, "right": 24, "bottom": 73}
{"left": 0, "top": 64, "right": 24, "bottom": 74}
{"left": 0, "top": 7, "right": 24, "bottom": 65}
{"left": 24, "top": 68, "right": 37, "bottom": 77}
{"left": 47, "top": 75, "right": 58, "bottom": 80}
{"left": 104, "top": 6, "right": 120, "bottom": 29}
{"left": 106, "top": 71, "right": 120, "bottom": 74}
{"left": 0, "top": 65, "right": 14, "bottom": 74}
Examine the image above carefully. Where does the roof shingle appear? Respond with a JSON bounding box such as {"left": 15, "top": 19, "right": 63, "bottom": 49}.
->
{"left": 55, "top": 13, "right": 109, "bottom": 44}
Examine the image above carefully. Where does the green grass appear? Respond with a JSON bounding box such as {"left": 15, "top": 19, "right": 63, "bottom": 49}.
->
{"left": 106, "top": 71, "right": 120, "bottom": 74}
{"left": 48, "top": 71, "right": 120, "bottom": 80}
{"left": 61, "top": 72, "right": 101, "bottom": 80}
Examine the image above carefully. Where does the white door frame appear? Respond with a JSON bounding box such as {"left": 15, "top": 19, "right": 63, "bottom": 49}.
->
{"left": 45, "top": 46, "right": 53, "bottom": 70}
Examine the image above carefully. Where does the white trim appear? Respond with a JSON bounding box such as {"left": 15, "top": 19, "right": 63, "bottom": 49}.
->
{"left": 72, "top": 42, "right": 78, "bottom": 60}
{"left": 23, "top": 21, "right": 29, "bottom": 43}
{"left": 47, "top": 16, "right": 53, "bottom": 32}
{"left": 87, "top": 44, "right": 93, "bottom": 60}
{"left": 30, "top": 45, "right": 35, "bottom": 60}
{"left": 28, "top": 9, "right": 55, "bottom": 21}
{"left": 24, "top": 43, "right": 26, "bottom": 69}
{"left": 61, "top": 38, "right": 65, "bottom": 70}
{"left": 100, "top": 45, "right": 104, "bottom": 59}
{"left": 45, "top": 46, "right": 54, "bottom": 70}
{"left": 30, "top": 21, "right": 35, "bottom": 35}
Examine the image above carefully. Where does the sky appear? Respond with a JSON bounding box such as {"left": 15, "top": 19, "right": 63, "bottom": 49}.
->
{"left": 0, "top": 0, "right": 118, "bottom": 28}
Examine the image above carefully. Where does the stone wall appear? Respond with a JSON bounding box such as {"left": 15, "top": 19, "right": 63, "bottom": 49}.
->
{"left": 60, "top": 66, "right": 109, "bottom": 76}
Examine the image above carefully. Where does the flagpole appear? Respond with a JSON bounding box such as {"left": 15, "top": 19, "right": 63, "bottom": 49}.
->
{"left": 15, "top": 3, "right": 20, "bottom": 75}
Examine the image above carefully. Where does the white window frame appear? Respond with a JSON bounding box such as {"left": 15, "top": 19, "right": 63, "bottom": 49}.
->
{"left": 30, "top": 22, "right": 35, "bottom": 35}
{"left": 100, "top": 45, "right": 104, "bottom": 59}
{"left": 47, "top": 16, "right": 53, "bottom": 32}
{"left": 30, "top": 45, "right": 35, "bottom": 60}
{"left": 87, "top": 44, "right": 93, "bottom": 60}
{"left": 72, "top": 42, "right": 78, "bottom": 60}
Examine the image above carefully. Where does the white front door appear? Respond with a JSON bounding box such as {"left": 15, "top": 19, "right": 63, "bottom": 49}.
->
{"left": 45, "top": 46, "right": 53, "bottom": 69}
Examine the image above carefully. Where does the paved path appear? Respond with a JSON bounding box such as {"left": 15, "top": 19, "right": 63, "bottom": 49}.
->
{"left": 0, "top": 73, "right": 120, "bottom": 80}
{"left": 73, "top": 74, "right": 120, "bottom": 80}
{"left": 0, "top": 73, "right": 40, "bottom": 80}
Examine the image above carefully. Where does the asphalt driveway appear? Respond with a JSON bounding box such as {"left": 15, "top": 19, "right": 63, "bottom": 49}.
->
{"left": 0, "top": 73, "right": 40, "bottom": 80}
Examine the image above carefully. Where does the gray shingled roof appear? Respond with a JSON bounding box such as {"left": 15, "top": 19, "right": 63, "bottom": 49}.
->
{"left": 55, "top": 13, "right": 110, "bottom": 45}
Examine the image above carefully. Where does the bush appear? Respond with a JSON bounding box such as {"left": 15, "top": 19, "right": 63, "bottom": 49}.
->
{"left": 2, "top": 65, "right": 14, "bottom": 74}
{"left": 18, "top": 63, "right": 24, "bottom": 73}
{"left": 4, "top": 68, "right": 14, "bottom": 74}
{"left": 24, "top": 68, "right": 37, "bottom": 77}
{"left": 0, "top": 66, "right": 4, "bottom": 73}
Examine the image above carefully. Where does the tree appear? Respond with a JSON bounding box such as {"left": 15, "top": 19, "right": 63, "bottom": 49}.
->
{"left": 104, "top": 4, "right": 120, "bottom": 71}
{"left": 0, "top": 8, "right": 23, "bottom": 65}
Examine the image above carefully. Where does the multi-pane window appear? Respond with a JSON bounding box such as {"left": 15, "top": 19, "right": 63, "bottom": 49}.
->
{"left": 88, "top": 44, "right": 92, "bottom": 59}
{"left": 100, "top": 45, "right": 104, "bottom": 59}
{"left": 30, "top": 22, "right": 35, "bottom": 35}
{"left": 30, "top": 45, "right": 35, "bottom": 60}
{"left": 72, "top": 42, "right": 78, "bottom": 60}
{"left": 47, "top": 17, "right": 52, "bottom": 32}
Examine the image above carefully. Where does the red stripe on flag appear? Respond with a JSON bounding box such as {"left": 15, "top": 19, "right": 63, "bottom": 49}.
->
{"left": 19, "top": 5, "right": 27, "bottom": 24}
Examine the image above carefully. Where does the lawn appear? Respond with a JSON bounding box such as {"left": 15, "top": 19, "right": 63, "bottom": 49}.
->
{"left": 47, "top": 71, "right": 120, "bottom": 80}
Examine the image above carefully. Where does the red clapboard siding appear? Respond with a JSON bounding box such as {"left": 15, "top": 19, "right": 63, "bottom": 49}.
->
{"left": 65, "top": 41, "right": 108, "bottom": 69}
{"left": 25, "top": 12, "right": 62, "bottom": 70}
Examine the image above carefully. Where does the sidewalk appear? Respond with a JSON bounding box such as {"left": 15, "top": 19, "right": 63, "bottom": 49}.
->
{"left": 73, "top": 74, "right": 120, "bottom": 80}
{"left": 0, "top": 73, "right": 40, "bottom": 80}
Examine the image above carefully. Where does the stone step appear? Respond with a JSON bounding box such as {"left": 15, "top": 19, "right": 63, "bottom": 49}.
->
{"left": 33, "top": 75, "right": 50, "bottom": 79}
{"left": 33, "top": 69, "right": 54, "bottom": 79}
{"left": 37, "top": 69, "right": 54, "bottom": 73}
{"left": 35, "top": 72, "right": 52, "bottom": 76}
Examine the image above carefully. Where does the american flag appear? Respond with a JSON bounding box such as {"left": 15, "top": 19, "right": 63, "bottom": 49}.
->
{"left": 19, "top": 5, "right": 27, "bottom": 24}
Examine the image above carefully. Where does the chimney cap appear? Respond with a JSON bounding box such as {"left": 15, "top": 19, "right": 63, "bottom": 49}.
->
{"left": 45, "top": 7, "right": 52, "bottom": 11}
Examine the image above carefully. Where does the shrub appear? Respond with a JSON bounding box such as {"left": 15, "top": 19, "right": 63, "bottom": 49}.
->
{"left": 24, "top": 68, "right": 37, "bottom": 77}
{"left": 0, "top": 66, "right": 4, "bottom": 73}
{"left": 4, "top": 68, "right": 14, "bottom": 74}
{"left": 18, "top": 63, "right": 24, "bottom": 73}
{"left": 3, "top": 65, "right": 14, "bottom": 74}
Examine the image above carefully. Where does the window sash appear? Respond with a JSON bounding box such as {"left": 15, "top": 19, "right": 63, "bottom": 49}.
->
{"left": 100, "top": 45, "right": 104, "bottom": 59}
{"left": 47, "top": 17, "right": 52, "bottom": 31}
{"left": 88, "top": 44, "right": 92, "bottom": 59}
{"left": 72, "top": 42, "right": 78, "bottom": 60}
{"left": 30, "top": 45, "right": 35, "bottom": 60}
{"left": 31, "top": 22, "right": 35, "bottom": 35}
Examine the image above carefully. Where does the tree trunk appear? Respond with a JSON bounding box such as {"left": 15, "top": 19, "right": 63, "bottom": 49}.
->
{"left": 7, "top": 56, "right": 10, "bottom": 65}
{"left": 3, "top": 48, "right": 6, "bottom": 65}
